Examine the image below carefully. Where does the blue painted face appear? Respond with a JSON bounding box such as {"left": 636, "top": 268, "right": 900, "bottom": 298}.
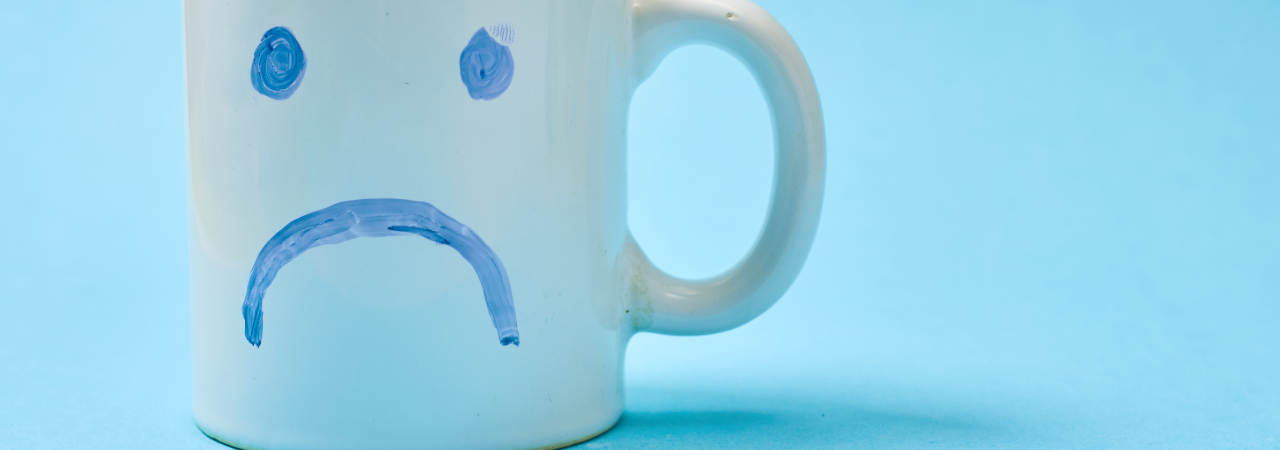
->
{"left": 240, "top": 28, "right": 521, "bottom": 348}
{"left": 250, "top": 27, "right": 306, "bottom": 100}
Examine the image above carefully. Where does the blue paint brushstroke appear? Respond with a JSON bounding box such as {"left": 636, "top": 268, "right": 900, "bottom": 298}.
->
{"left": 251, "top": 27, "right": 306, "bottom": 100}
{"left": 459, "top": 27, "right": 514, "bottom": 100}
{"left": 242, "top": 199, "right": 519, "bottom": 347}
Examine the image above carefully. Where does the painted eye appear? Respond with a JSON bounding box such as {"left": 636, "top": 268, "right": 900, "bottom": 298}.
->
{"left": 251, "top": 27, "right": 307, "bottom": 100}
{"left": 459, "top": 26, "right": 514, "bottom": 100}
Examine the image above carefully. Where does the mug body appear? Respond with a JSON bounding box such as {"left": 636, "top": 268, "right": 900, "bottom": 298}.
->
{"left": 186, "top": 1, "right": 633, "bottom": 448}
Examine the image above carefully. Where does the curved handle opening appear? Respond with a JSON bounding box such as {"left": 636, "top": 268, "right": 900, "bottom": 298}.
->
{"left": 626, "top": 44, "right": 774, "bottom": 281}
{"left": 623, "top": 0, "right": 826, "bottom": 336}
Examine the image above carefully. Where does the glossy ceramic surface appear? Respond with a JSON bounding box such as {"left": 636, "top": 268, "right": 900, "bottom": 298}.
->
{"left": 185, "top": 0, "right": 823, "bottom": 448}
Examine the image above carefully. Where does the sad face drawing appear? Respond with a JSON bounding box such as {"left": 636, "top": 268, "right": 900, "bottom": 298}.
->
{"left": 240, "top": 26, "right": 520, "bottom": 348}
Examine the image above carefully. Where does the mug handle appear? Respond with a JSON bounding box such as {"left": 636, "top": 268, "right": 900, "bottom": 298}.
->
{"left": 624, "top": 0, "right": 825, "bottom": 335}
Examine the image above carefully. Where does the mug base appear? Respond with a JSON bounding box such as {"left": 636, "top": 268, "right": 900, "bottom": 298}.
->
{"left": 196, "top": 416, "right": 619, "bottom": 450}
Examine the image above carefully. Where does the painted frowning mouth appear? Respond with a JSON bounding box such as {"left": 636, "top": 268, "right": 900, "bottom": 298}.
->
{"left": 241, "top": 198, "right": 519, "bottom": 348}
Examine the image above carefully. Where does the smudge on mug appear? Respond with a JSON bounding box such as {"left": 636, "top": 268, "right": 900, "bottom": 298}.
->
{"left": 241, "top": 199, "right": 519, "bottom": 348}
{"left": 251, "top": 26, "right": 306, "bottom": 100}
{"left": 459, "top": 27, "right": 514, "bottom": 100}
{"left": 487, "top": 23, "right": 515, "bottom": 46}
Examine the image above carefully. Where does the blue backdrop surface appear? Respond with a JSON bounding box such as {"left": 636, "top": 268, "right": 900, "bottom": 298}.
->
{"left": 2, "top": 1, "right": 1278, "bottom": 449}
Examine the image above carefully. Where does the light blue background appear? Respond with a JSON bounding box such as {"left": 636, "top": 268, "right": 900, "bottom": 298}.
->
{"left": 1, "top": 1, "right": 1277, "bottom": 448}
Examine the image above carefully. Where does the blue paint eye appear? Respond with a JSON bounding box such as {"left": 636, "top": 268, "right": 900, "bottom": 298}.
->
{"left": 251, "top": 27, "right": 306, "bottom": 100}
{"left": 459, "top": 27, "right": 514, "bottom": 100}
{"left": 241, "top": 199, "right": 519, "bottom": 348}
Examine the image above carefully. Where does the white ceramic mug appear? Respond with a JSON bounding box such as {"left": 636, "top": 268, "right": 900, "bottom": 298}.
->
{"left": 185, "top": 0, "right": 823, "bottom": 448}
